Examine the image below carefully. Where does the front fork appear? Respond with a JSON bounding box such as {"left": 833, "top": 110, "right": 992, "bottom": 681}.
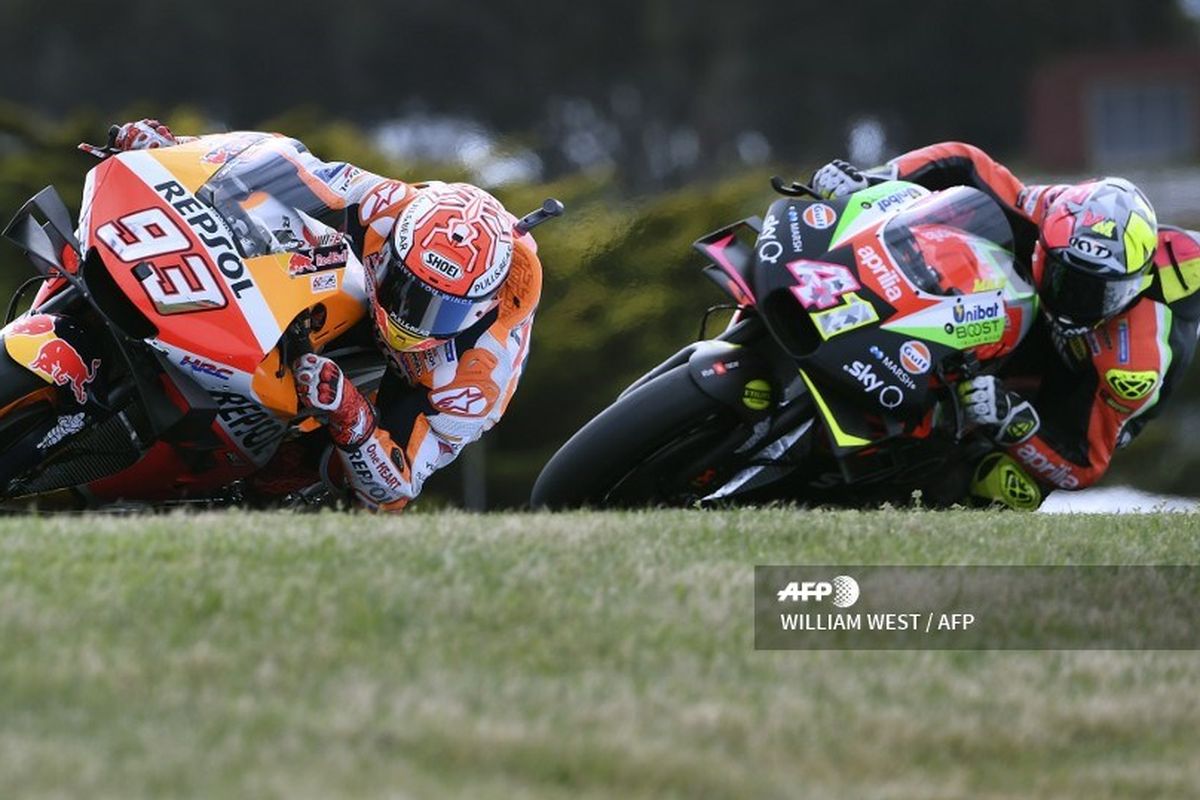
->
{"left": 680, "top": 340, "right": 814, "bottom": 499}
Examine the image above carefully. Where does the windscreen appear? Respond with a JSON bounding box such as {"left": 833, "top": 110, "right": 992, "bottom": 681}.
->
{"left": 196, "top": 138, "right": 349, "bottom": 259}
{"left": 880, "top": 187, "right": 1015, "bottom": 297}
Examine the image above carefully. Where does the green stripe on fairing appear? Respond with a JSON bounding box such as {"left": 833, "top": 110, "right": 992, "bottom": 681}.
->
{"left": 799, "top": 370, "right": 871, "bottom": 448}
{"left": 880, "top": 321, "right": 1005, "bottom": 350}
{"left": 882, "top": 325, "right": 960, "bottom": 348}
{"left": 828, "top": 180, "right": 924, "bottom": 243}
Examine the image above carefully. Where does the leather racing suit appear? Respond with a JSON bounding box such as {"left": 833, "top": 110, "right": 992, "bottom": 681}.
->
{"left": 151, "top": 131, "right": 542, "bottom": 510}
{"left": 872, "top": 142, "right": 1200, "bottom": 501}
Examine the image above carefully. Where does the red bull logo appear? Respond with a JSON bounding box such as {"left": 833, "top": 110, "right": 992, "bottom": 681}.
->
{"left": 201, "top": 144, "right": 241, "bottom": 165}
{"left": 30, "top": 340, "right": 100, "bottom": 404}
{"left": 5, "top": 313, "right": 101, "bottom": 403}
{"left": 288, "top": 251, "right": 316, "bottom": 275}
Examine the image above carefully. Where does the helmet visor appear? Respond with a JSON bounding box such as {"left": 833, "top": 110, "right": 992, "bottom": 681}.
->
{"left": 376, "top": 262, "right": 495, "bottom": 340}
{"left": 1041, "top": 252, "right": 1146, "bottom": 327}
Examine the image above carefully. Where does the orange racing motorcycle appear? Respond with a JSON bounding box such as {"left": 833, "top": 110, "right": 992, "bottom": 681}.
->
{"left": 0, "top": 133, "right": 556, "bottom": 508}
{"left": 532, "top": 177, "right": 1039, "bottom": 508}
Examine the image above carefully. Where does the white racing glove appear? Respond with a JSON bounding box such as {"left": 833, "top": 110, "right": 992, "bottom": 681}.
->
{"left": 111, "top": 118, "right": 179, "bottom": 151}
{"left": 810, "top": 159, "right": 870, "bottom": 199}
{"left": 293, "top": 353, "right": 376, "bottom": 449}
{"left": 957, "top": 375, "right": 1041, "bottom": 446}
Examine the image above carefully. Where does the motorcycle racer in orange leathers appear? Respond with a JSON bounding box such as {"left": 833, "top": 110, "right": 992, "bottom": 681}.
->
{"left": 813, "top": 143, "right": 1200, "bottom": 508}
{"left": 109, "top": 119, "right": 544, "bottom": 511}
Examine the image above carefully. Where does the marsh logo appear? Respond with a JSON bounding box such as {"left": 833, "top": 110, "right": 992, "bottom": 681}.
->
{"left": 776, "top": 575, "right": 860, "bottom": 607}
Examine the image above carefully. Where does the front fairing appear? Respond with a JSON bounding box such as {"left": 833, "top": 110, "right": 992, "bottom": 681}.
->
{"left": 74, "top": 138, "right": 369, "bottom": 465}
{"left": 749, "top": 182, "right": 1036, "bottom": 449}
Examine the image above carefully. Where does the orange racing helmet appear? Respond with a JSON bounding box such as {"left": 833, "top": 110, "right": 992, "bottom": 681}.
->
{"left": 366, "top": 182, "right": 515, "bottom": 354}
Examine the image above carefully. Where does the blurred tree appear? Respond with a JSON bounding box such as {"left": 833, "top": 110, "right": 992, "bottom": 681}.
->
{"left": 1, "top": 0, "right": 1194, "bottom": 188}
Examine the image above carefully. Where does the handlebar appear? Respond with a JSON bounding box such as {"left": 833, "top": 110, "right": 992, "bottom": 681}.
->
{"left": 769, "top": 175, "right": 824, "bottom": 199}
{"left": 77, "top": 126, "right": 122, "bottom": 160}
{"left": 514, "top": 198, "right": 565, "bottom": 235}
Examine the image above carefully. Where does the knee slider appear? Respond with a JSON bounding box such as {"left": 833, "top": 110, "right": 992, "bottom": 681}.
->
{"left": 970, "top": 452, "right": 1042, "bottom": 510}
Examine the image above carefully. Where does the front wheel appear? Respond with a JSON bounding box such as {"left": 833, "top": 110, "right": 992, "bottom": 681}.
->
{"left": 531, "top": 363, "right": 753, "bottom": 509}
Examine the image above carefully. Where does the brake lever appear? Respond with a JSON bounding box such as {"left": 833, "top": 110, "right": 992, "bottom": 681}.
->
{"left": 514, "top": 198, "right": 565, "bottom": 235}
{"left": 77, "top": 125, "right": 122, "bottom": 160}
{"left": 770, "top": 175, "right": 823, "bottom": 199}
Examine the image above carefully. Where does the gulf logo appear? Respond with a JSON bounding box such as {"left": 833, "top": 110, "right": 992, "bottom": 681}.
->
{"left": 802, "top": 203, "right": 838, "bottom": 230}
{"left": 899, "top": 340, "right": 931, "bottom": 375}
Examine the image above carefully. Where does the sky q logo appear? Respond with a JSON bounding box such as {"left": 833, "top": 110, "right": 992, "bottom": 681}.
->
{"left": 843, "top": 360, "right": 883, "bottom": 392}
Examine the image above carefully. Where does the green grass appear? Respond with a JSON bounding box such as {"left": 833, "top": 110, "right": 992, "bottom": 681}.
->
{"left": 1, "top": 509, "right": 1199, "bottom": 799}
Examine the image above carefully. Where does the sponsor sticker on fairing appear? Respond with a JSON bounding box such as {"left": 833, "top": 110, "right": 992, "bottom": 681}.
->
{"left": 180, "top": 354, "right": 234, "bottom": 381}
{"left": 856, "top": 244, "right": 904, "bottom": 302}
{"left": 757, "top": 212, "right": 784, "bottom": 265}
{"left": 867, "top": 345, "right": 917, "bottom": 390}
{"left": 882, "top": 294, "right": 1006, "bottom": 350}
{"left": 899, "top": 340, "right": 931, "bottom": 375}
{"left": 944, "top": 299, "right": 1004, "bottom": 347}
{"left": 310, "top": 273, "right": 338, "bottom": 293}
{"left": 842, "top": 360, "right": 906, "bottom": 408}
{"left": 288, "top": 251, "right": 316, "bottom": 275}
{"left": 872, "top": 185, "right": 926, "bottom": 214}
{"left": 211, "top": 390, "right": 288, "bottom": 464}
{"left": 802, "top": 203, "right": 838, "bottom": 230}
{"left": 844, "top": 362, "right": 883, "bottom": 393}
{"left": 37, "top": 412, "right": 86, "bottom": 450}
{"left": 785, "top": 205, "right": 805, "bottom": 251}
{"left": 30, "top": 340, "right": 100, "bottom": 404}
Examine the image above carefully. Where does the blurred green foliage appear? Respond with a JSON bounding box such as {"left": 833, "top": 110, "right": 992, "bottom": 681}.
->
{"left": 0, "top": 109, "right": 1196, "bottom": 504}
{"left": 4, "top": 0, "right": 1194, "bottom": 188}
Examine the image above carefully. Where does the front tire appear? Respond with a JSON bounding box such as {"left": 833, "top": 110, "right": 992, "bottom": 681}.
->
{"left": 531, "top": 363, "right": 742, "bottom": 509}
